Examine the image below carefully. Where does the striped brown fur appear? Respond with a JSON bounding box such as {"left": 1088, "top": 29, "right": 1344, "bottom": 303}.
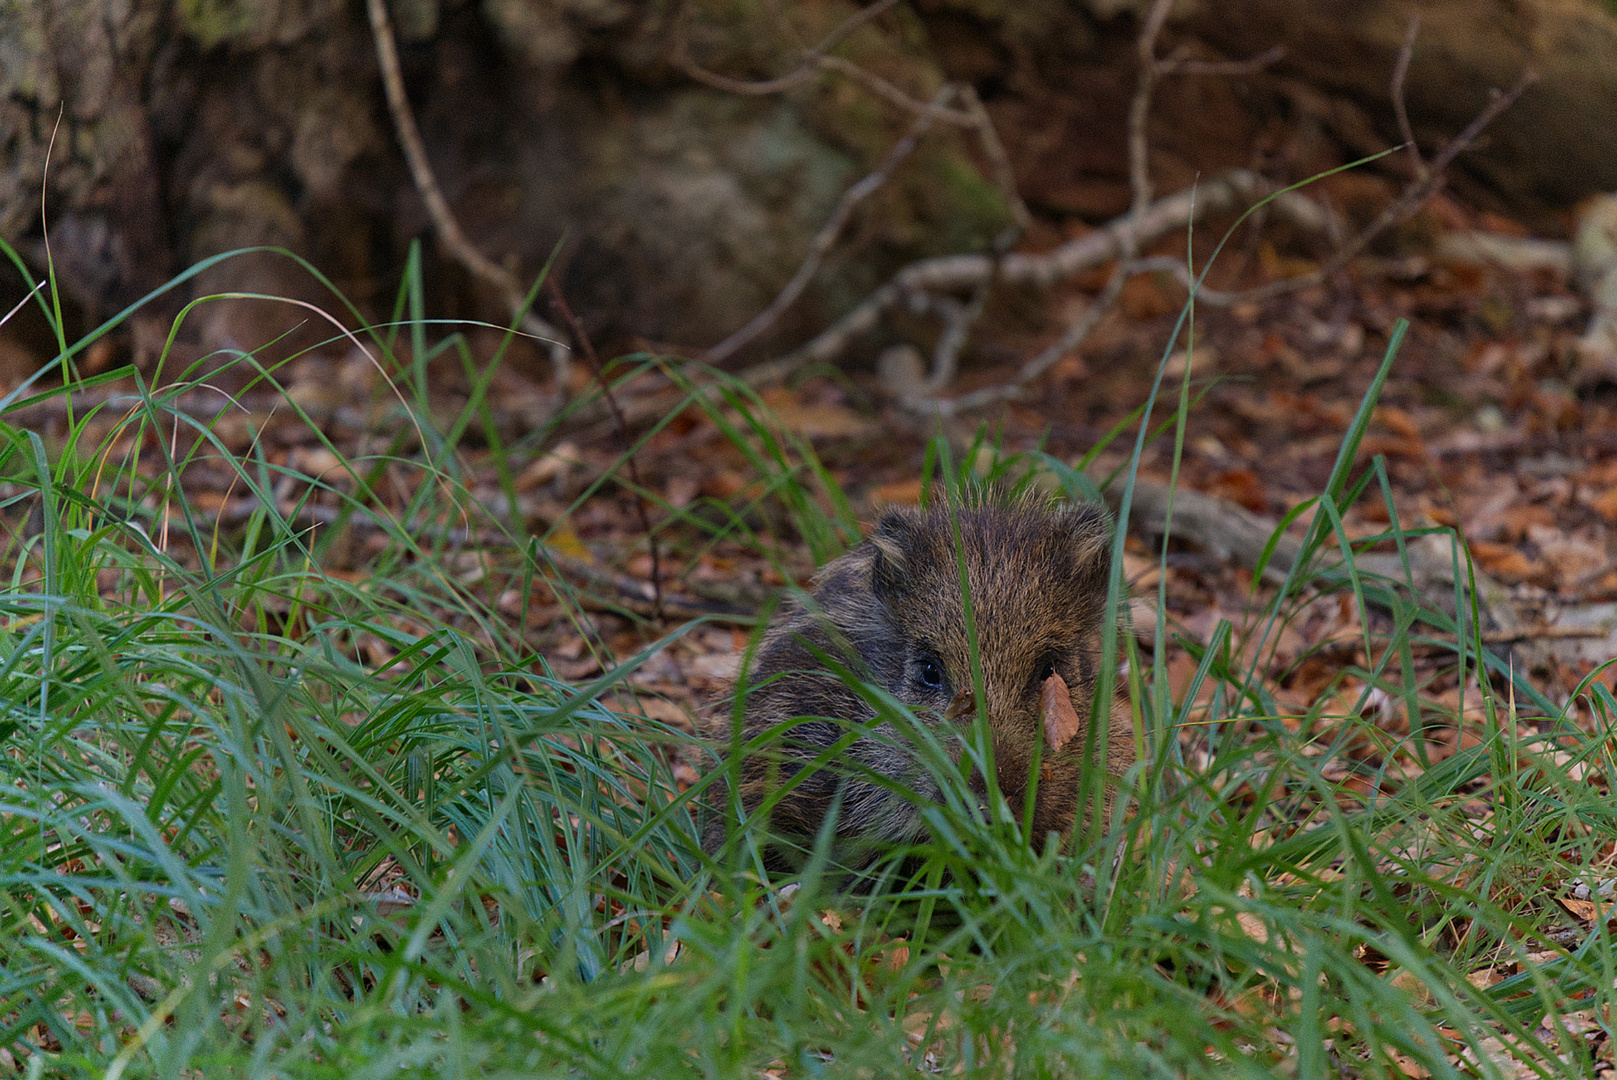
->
{"left": 702, "top": 498, "right": 1135, "bottom": 866}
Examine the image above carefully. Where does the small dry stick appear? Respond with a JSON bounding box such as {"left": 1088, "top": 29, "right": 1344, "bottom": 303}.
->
{"left": 1229, "top": 67, "right": 1540, "bottom": 306}
{"left": 1126, "top": 0, "right": 1177, "bottom": 223}
{"left": 1479, "top": 626, "right": 1609, "bottom": 644}
{"left": 956, "top": 83, "right": 1032, "bottom": 232}
{"left": 935, "top": 270, "right": 1130, "bottom": 415}
{"left": 367, "top": 0, "right": 571, "bottom": 387}
{"left": 922, "top": 280, "right": 990, "bottom": 395}
{"left": 1156, "top": 46, "right": 1285, "bottom": 79}
{"left": 546, "top": 279, "right": 665, "bottom": 619}
{"left": 1391, "top": 16, "right": 1426, "bottom": 183}
{"left": 675, "top": 0, "right": 972, "bottom": 127}
{"left": 930, "top": 0, "right": 1191, "bottom": 415}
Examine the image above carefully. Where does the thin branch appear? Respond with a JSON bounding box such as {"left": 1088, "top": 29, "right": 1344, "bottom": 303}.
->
{"left": 1156, "top": 45, "right": 1285, "bottom": 77}
{"left": 1127, "top": 0, "right": 1176, "bottom": 223}
{"left": 547, "top": 279, "right": 664, "bottom": 619}
{"left": 810, "top": 0, "right": 904, "bottom": 55}
{"left": 676, "top": 51, "right": 820, "bottom": 96}
{"left": 898, "top": 85, "right": 1030, "bottom": 389}
{"left": 1228, "top": 68, "right": 1540, "bottom": 305}
{"left": 703, "top": 85, "right": 951, "bottom": 365}
{"left": 675, "top": 0, "right": 963, "bottom": 116}
{"left": 922, "top": 286, "right": 985, "bottom": 395}
{"left": 1391, "top": 16, "right": 1425, "bottom": 182}
{"left": 926, "top": 0, "right": 1179, "bottom": 414}
{"left": 932, "top": 268, "right": 1129, "bottom": 416}
{"left": 367, "top": 0, "right": 571, "bottom": 383}
{"left": 957, "top": 83, "right": 1032, "bottom": 232}
{"left": 813, "top": 56, "right": 975, "bottom": 124}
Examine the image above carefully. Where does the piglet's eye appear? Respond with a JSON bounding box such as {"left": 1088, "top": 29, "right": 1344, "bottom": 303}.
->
{"left": 919, "top": 657, "right": 944, "bottom": 688}
{"left": 1038, "top": 657, "right": 1057, "bottom": 681}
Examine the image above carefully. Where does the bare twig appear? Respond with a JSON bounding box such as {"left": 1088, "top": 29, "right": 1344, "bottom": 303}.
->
{"left": 1479, "top": 625, "right": 1609, "bottom": 644}
{"left": 1127, "top": 0, "right": 1176, "bottom": 222}
{"left": 547, "top": 279, "right": 665, "bottom": 620}
{"left": 1224, "top": 68, "right": 1540, "bottom": 306}
{"left": 1156, "top": 45, "right": 1285, "bottom": 78}
{"left": 675, "top": 0, "right": 971, "bottom": 121}
{"left": 812, "top": 55, "right": 975, "bottom": 124}
{"left": 935, "top": 269, "right": 1129, "bottom": 416}
{"left": 927, "top": 0, "right": 1178, "bottom": 415}
{"left": 367, "top": 0, "right": 571, "bottom": 386}
{"left": 703, "top": 85, "right": 952, "bottom": 365}
{"left": 679, "top": 2, "right": 1040, "bottom": 374}
{"left": 922, "top": 282, "right": 989, "bottom": 395}
{"left": 1391, "top": 16, "right": 1425, "bottom": 182}
{"left": 957, "top": 83, "right": 1033, "bottom": 232}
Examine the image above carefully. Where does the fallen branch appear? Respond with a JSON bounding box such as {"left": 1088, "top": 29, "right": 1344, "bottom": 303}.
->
{"left": 775, "top": 168, "right": 1318, "bottom": 380}
{"left": 1390, "top": 15, "right": 1426, "bottom": 184}
{"left": 548, "top": 167, "right": 1326, "bottom": 442}
{"left": 547, "top": 280, "right": 665, "bottom": 619}
{"left": 1103, "top": 476, "right": 1569, "bottom": 677}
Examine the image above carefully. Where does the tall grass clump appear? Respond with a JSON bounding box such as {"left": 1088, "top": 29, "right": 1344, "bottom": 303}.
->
{"left": 0, "top": 232, "right": 1610, "bottom": 1080}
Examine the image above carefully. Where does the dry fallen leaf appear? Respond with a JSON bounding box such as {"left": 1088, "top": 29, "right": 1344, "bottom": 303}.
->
{"left": 1468, "top": 539, "right": 1538, "bottom": 582}
{"left": 759, "top": 387, "right": 878, "bottom": 440}
{"left": 1041, "top": 672, "right": 1081, "bottom": 753}
{"left": 1525, "top": 523, "right": 1606, "bottom": 588}
{"left": 942, "top": 686, "right": 976, "bottom": 723}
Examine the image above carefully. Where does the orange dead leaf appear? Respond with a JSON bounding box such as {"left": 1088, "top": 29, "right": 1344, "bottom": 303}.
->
{"left": 1591, "top": 486, "right": 1617, "bottom": 522}
{"left": 1467, "top": 540, "right": 1538, "bottom": 581}
{"left": 1208, "top": 468, "right": 1267, "bottom": 513}
{"left": 760, "top": 387, "right": 878, "bottom": 440}
{"left": 1374, "top": 405, "right": 1422, "bottom": 441}
{"left": 1041, "top": 673, "right": 1081, "bottom": 753}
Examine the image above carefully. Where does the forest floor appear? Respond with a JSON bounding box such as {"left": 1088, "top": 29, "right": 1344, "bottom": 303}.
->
{"left": 11, "top": 180, "right": 1615, "bottom": 774}
{"left": 8, "top": 157, "right": 1617, "bottom": 1079}
{"left": 495, "top": 183, "right": 1617, "bottom": 756}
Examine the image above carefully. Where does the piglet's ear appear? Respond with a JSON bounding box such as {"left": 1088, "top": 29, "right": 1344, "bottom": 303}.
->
{"left": 1058, "top": 502, "right": 1114, "bottom": 581}
{"left": 870, "top": 508, "right": 923, "bottom": 604}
